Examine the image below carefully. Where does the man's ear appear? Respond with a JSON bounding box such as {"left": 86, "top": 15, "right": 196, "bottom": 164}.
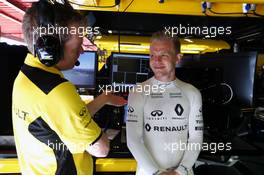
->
{"left": 176, "top": 53, "right": 183, "bottom": 64}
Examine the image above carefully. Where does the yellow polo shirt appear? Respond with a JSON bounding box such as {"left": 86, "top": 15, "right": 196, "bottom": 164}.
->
{"left": 12, "top": 53, "right": 101, "bottom": 175}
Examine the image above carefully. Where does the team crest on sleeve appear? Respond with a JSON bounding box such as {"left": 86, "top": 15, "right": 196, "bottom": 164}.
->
{"left": 79, "top": 107, "right": 87, "bottom": 117}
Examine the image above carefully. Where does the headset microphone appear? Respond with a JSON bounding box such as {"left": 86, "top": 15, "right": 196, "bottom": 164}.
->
{"left": 75, "top": 60, "right": 80, "bottom": 66}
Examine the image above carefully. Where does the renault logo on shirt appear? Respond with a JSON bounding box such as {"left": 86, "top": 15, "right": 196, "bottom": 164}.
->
{"left": 151, "top": 110, "right": 163, "bottom": 116}
{"left": 128, "top": 106, "right": 134, "bottom": 113}
{"left": 145, "top": 123, "right": 151, "bottom": 132}
{"left": 175, "top": 104, "right": 184, "bottom": 116}
{"left": 153, "top": 125, "right": 187, "bottom": 132}
{"left": 145, "top": 124, "right": 187, "bottom": 132}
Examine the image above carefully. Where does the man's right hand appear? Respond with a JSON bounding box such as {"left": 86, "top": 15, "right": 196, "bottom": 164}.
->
{"left": 86, "top": 132, "right": 109, "bottom": 157}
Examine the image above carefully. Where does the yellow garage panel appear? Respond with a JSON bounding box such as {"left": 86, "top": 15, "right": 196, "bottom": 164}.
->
{"left": 0, "top": 158, "right": 20, "bottom": 173}
{"left": 96, "top": 158, "right": 137, "bottom": 172}
{"left": 0, "top": 158, "right": 137, "bottom": 173}
{"left": 70, "top": 0, "right": 264, "bottom": 17}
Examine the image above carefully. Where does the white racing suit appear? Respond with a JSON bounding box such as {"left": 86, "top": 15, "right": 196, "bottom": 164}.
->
{"left": 126, "top": 77, "right": 203, "bottom": 175}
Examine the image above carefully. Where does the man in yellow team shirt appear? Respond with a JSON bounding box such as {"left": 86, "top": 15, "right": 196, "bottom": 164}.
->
{"left": 12, "top": 0, "right": 126, "bottom": 175}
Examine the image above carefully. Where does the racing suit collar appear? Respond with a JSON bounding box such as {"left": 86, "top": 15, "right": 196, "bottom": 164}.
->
{"left": 152, "top": 77, "right": 179, "bottom": 88}
{"left": 24, "top": 53, "right": 64, "bottom": 78}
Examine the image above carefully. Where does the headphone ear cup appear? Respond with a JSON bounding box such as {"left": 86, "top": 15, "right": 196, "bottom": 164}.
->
{"left": 35, "top": 35, "right": 61, "bottom": 67}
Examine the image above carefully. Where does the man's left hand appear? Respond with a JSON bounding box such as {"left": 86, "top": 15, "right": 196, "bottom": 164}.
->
{"left": 104, "top": 92, "right": 127, "bottom": 106}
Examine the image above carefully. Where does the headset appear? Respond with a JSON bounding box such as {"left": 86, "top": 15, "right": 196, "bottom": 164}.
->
{"left": 34, "top": 0, "right": 63, "bottom": 67}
